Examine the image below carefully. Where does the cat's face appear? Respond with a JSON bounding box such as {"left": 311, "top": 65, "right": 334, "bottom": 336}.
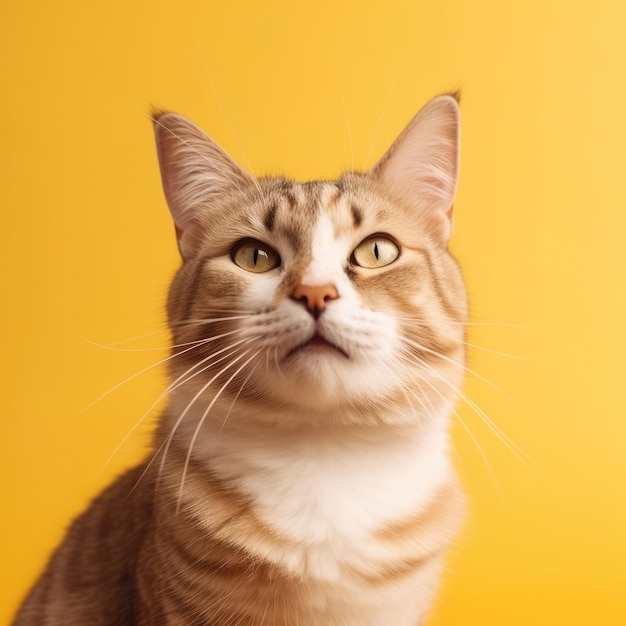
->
{"left": 155, "top": 96, "right": 466, "bottom": 426}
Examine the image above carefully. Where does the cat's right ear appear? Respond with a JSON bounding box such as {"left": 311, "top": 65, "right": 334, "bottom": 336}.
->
{"left": 369, "top": 95, "right": 460, "bottom": 245}
{"left": 153, "top": 112, "right": 254, "bottom": 259}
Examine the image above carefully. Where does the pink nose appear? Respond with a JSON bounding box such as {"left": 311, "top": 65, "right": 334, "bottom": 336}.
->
{"left": 292, "top": 284, "right": 339, "bottom": 318}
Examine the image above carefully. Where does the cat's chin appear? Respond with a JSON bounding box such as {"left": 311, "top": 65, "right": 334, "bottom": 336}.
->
{"left": 254, "top": 353, "right": 398, "bottom": 415}
{"left": 285, "top": 333, "right": 350, "bottom": 360}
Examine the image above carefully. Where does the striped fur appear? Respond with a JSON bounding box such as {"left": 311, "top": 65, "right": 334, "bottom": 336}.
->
{"left": 14, "top": 95, "right": 467, "bottom": 625}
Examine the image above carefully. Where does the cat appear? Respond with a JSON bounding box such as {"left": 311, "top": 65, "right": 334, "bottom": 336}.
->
{"left": 13, "top": 93, "right": 467, "bottom": 625}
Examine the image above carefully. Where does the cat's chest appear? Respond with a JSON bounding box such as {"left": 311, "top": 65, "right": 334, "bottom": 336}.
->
{"left": 175, "top": 407, "right": 454, "bottom": 581}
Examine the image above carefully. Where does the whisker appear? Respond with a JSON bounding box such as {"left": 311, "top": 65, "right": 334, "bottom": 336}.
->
{"left": 129, "top": 340, "right": 254, "bottom": 497}
{"left": 397, "top": 385, "right": 427, "bottom": 435}
{"left": 86, "top": 338, "right": 209, "bottom": 353}
{"left": 403, "top": 344, "right": 535, "bottom": 469}
{"left": 454, "top": 383, "right": 535, "bottom": 470}
{"left": 337, "top": 84, "right": 354, "bottom": 173}
{"left": 398, "top": 348, "right": 501, "bottom": 488}
{"left": 177, "top": 349, "right": 262, "bottom": 511}
{"left": 402, "top": 382, "right": 462, "bottom": 459}
{"left": 200, "top": 65, "right": 262, "bottom": 196}
{"left": 404, "top": 337, "right": 521, "bottom": 409}
{"left": 395, "top": 314, "right": 533, "bottom": 329}
{"left": 170, "top": 313, "right": 253, "bottom": 328}
{"left": 219, "top": 361, "right": 260, "bottom": 433}
{"left": 92, "top": 328, "right": 170, "bottom": 347}
{"left": 464, "top": 341, "right": 531, "bottom": 361}
{"left": 157, "top": 343, "right": 256, "bottom": 488}
{"left": 363, "top": 75, "right": 397, "bottom": 170}
{"left": 87, "top": 315, "right": 253, "bottom": 352}
{"left": 82, "top": 328, "right": 243, "bottom": 411}
{"left": 97, "top": 337, "right": 256, "bottom": 479}
{"left": 272, "top": 346, "right": 286, "bottom": 380}
{"left": 459, "top": 321, "right": 533, "bottom": 328}
{"left": 264, "top": 346, "right": 272, "bottom": 377}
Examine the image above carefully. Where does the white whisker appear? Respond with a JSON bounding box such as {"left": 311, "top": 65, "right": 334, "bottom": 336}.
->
{"left": 398, "top": 347, "right": 501, "bottom": 488}
{"left": 171, "top": 313, "right": 253, "bottom": 328}
{"left": 460, "top": 321, "right": 533, "bottom": 328}
{"left": 91, "top": 328, "right": 170, "bottom": 348}
{"left": 272, "top": 346, "right": 286, "bottom": 380}
{"left": 396, "top": 314, "right": 533, "bottom": 329}
{"left": 465, "top": 341, "right": 531, "bottom": 361}
{"left": 87, "top": 315, "right": 252, "bottom": 352}
{"left": 200, "top": 64, "right": 263, "bottom": 197}
{"left": 363, "top": 76, "right": 397, "bottom": 170}
{"left": 97, "top": 337, "right": 256, "bottom": 479}
{"left": 337, "top": 85, "right": 354, "bottom": 173}
{"left": 219, "top": 361, "right": 260, "bottom": 433}
{"left": 403, "top": 342, "right": 535, "bottom": 470}
{"left": 403, "top": 383, "right": 461, "bottom": 459}
{"left": 156, "top": 343, "right": 255, "bottom": 488}
{"left": 177, "top": 349, "right": 262, "bottom": 511}
{"left": 86, "top": 338, "right": 204, "bottom": 353}
{"left": 82, "top": 328, "right": 244, "bottom": 412}
{"left": 404, "top": 337, "right": 521, "bottom": 409}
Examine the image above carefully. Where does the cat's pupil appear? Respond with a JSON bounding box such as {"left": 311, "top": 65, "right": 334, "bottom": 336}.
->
{"left": 253, "top": 249, "right": 259, "bottom": 265}
{"left": 374, "top": 243, "right": 379, "bottom": 260}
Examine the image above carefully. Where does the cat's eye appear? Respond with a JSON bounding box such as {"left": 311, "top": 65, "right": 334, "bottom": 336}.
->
{"left": 232, "top": 240, "right": 281, "bottom": 273}
{"left": 352, "top": 235, "right": 400, "bottom": 268}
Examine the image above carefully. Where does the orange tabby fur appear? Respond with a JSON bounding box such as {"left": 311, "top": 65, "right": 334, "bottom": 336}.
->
{"left": 14, "top": 94, "right": 467, "bottom": 625}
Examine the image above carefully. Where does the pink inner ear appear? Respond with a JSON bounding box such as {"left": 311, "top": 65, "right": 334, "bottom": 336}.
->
{"left": 154, "top": 112, "right": 255, "bottom": 260}
{"left": 424, "top": 204, "right": 454, "bottom": 244}
{"left": 370, "top": 96, "right": 460, "bottom": 244}
{"left": 446, "top": 203, "right": 455, "bottom": 223}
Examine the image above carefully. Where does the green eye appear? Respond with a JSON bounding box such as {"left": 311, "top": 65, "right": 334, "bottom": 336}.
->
{"left": 232, "top": 240, "right": 281, "bottom": 273}
{"left": 352, "top": 236, "right": 400, "bottom": 268}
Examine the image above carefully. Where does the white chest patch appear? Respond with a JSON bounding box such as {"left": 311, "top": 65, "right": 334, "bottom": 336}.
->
{"left": 189, "top": 416, "right": 453, "bottom": 580}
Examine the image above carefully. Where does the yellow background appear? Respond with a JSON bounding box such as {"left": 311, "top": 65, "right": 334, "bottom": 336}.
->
{"left": 2, "top": 1, "right": 625, "bottom": 623}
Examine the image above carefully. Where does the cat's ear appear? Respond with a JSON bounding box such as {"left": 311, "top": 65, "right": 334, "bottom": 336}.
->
{"left": 370, "top": 94, "right": 460, "bottom": 245}
{"left": 153, "top": 112, "right": 254, "bottom": 259}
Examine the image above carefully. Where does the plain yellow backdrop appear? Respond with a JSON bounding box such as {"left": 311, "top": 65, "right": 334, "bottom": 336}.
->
{"left": 2, "top": 0, "right": 625, "bottom": 624}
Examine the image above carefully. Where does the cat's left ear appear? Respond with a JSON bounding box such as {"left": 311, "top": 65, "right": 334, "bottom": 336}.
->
{"left": 370, "top": 94, "right": 460, "bottom": 245}
{"left": 153, "top": 112, "right": 255, "bottom": 259}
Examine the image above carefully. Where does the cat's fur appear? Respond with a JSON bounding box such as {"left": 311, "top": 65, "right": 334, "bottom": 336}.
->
{"left": 14, "top": 94, "right": 467, "bottom": 625}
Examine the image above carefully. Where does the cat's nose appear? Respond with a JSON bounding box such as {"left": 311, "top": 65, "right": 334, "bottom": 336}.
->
{"left": 292, "top": 284, "right": 339, "bottom": 319}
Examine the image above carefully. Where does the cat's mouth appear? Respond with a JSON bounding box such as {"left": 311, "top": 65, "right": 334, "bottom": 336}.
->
{"left": 287, "top": 332, "right": 349, "bottom": 359}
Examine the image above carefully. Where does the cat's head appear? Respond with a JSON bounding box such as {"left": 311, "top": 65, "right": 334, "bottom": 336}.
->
{"left": 154, "top": 95, "right": 466, "bottom": 427}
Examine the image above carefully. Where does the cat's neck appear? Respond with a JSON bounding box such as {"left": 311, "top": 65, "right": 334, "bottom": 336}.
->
{"left": 162, "top": 391, "right": 452, "bottom": 470}
{"left": 158, "top": 395, "right": 455, "bottom": 581}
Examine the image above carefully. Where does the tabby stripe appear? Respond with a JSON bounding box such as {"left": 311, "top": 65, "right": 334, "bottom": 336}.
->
{"left": 180, "top": 253, "right": 213, "bottom": 322}
{"left": 263, "top": 201, "right": 278, "bottom": 231}
{"left": 350, "top": 203, "right": 364, "bottom": 227}
{"left": 281, "top": 184, "right": 298, "bottom": 212}
{"left": 169, "top": 529, "right": 252, "bottom": 578}
{"left": 364, "top": 479, "right": 464, "bottom": 587}
{"left": 162, "top": 553, "right": 269, "bottom": 624}
{"left": 419, "top": 249, "right": 463, "bottom": 322}
{"left": 356, "top": 551, "right": 438, "bottom": 587}
{"left": 170, "top": 457, "right": 294, "bottom": 556}
{"left": 325, "top": 186, "right": 343, "bottom": 210}
{"left": 376, "top": 478, "right": 460, "bottom": 543}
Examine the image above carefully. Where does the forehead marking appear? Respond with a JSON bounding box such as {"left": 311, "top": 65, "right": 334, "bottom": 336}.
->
{"left": 300, "top": 211, "right": 349, "bottom": 288}
{"left": 268, "top": 187, "right": 306, "bottom": 250}
{"left": 320, "top": 183, "right": 342, "bottom": 209}
{"left": 351, "top": 204, "right": 363, "bottom": 228}
{"left": 292, "top": 184, "right": 307, "bottom": 205}
{"left": 263, "top": 201, "right": 277, "bottom": 232}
